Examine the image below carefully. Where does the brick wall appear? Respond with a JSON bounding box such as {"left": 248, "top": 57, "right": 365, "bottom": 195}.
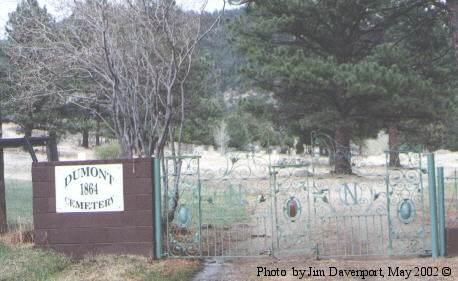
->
{"left": 447, "top": 224, "right": 458, "bottom": 257}
{"left": 32, "top": 158, "right": 155, "bottom": 258}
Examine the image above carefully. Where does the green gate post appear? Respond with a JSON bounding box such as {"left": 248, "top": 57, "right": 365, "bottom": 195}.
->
{"left": 385, "top": 152, "right": 393, "bottom": 255}
{"left": 153, "top": 158, "right": 162, "bottom": 259}
{"left": 197, "top": 158, "right": 202, "bottom": 257}
{"left": 427, "top": 154, "right": 439, "bottom": 258}
{"left": 437, "top": 167, "right": 446, "bottom": 257}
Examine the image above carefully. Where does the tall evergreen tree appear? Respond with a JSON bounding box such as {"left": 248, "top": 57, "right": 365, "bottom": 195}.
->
{"left": 379, "top": 3, "right": 456, "bottom": 155}
{"left": 5, "top": 0, "right": 61, "bottom": 137}
{"left": 231, "top": 0, "right": 435, "bottom": 173}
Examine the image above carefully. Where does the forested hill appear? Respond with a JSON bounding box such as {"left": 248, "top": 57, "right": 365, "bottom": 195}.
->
{"left": 199, "top": 9, "right": 247, "bottom": 94}
{"left": 0, "top": 0, "right": 457, "bottom": 158}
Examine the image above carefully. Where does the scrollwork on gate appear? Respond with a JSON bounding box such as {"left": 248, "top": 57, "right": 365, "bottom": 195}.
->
{"left": 385, "top": 151, "right": 427, "bottom": 256}
{"left": 162, "top": 146, "right": 428, "bottom": 259}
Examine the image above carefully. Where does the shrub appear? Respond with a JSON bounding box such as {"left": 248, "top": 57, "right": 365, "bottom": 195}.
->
{"left": 94, "top": 142, "right": 122, "bottom": 160}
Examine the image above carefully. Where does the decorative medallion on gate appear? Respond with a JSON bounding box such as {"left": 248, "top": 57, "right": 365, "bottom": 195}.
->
{"left": 165, "top": 153, "right": 273, "bottom": 258}
{"left": 271, "top": 164, "right": 313, "bottom": 257}
{"left": 397, "top": 199, "right": 415, "bottom": 224}
{"left": 176, "top": 205, "right": 192, "bottom": 228}
{"left": 385, "top": 151, "right": 427, "bottom": 256}
{"left": 284, "top": 197, "right": 301, "bottom": 222}
{"left": 164, "top": 156, "right": 201, "bottom": 257}
{"left": 162, "top": 148, "right": 427, "bottom": 259}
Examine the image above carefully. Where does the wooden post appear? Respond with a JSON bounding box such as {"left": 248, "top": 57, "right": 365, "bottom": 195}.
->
{"left": 46, "top": 131, "right": 59, "bottom": 161}
{"left": 0, "top": 109, "right": 7, "bottom": 233}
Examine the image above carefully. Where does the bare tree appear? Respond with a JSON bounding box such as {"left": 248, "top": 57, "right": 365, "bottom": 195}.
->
{"left": 5, "top": 0, "right": 225, "bottom": 225}
{"left": 213, "top": 121, "right": 230, "bottom": 155}
{"left": 0, "top": 106, "right": 6, "bottom": 234}
{"left": 33, "top": 0, "right": 226, "bottom": 159}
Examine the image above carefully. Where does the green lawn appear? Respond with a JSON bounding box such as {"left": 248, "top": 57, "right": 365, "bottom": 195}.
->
{"left": 1, "top": 180, "right": 201, "bottom": 281}
{"left": 0, "top": 243, "right": 201, "bottom": 281}
{"left": 0, "top": 243, "right": 71, "bottom": 281}
{"left": 5, "top": 179, "right": 33, "bottom": 230}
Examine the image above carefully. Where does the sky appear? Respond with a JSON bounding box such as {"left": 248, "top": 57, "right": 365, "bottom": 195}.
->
{"left": 0, "top": 0, "right": 233, "bottom": 38}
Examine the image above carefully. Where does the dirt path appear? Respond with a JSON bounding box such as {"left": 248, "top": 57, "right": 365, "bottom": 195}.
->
{"left": 194, "top": 256, "right": 458, "bottom": 281}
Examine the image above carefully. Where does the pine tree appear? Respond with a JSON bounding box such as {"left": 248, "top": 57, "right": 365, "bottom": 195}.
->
{"left": 231, "top": 0, "right": 435, "bottom": 173}
{"left": 5, "top": 0, "right": 62, "bottom": 137}
{"left": 376, "top": 3, "right": 457, "bottom": 155}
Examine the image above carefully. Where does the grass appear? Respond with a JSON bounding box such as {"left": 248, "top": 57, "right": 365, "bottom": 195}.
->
{"left": 126, "top": 259, "right": 201, "bottom": 281}
{"left": 174, "top": 181, "right": 250, "bottom": 228}
{"left": 5, "top": 179, "right": 33, "bottom": 230}
{"left": 93, "top": 142, "right": 122, "bottom": 160}
{"left": 2, "top": 179, "right": 201, "bottom": 281}
{"left": 0, "top": 243, "right": 71, "bottom": 281}
{"left": 0, "top": 242, "right": 201, "bottom": 281}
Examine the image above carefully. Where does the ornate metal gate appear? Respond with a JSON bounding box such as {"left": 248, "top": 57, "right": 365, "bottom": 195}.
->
{"left": 385, "top": 151, "right": 428, "bottom": 256}
{"left": 162, "top": 149, "right": 429, "bottom": 259}
{"left": 270, "top": 162, "right": 313, "bottom": 257}
{"left": 163, "top": 153, "right": 273, "bottom": 258}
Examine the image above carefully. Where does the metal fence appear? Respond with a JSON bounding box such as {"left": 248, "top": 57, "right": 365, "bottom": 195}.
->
{"left": 163, "top": 153, "right": 273, "bottom": 258}
{"left": 160, "top": 148, "right": 434, "bottom": 259}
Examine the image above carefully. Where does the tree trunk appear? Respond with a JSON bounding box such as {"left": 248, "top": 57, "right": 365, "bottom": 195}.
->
{"left": 388, "top": 124, "right": 401, "bottom": 167}
{"left": 329, "top": 149, "right": 336, "bottom": 167}
{"left": 0, "top": 110, "right": 7, "bottom": 233}
{"left": 46, "top": 131, "right": 59, "bottom": 161}
{"left": 334, "top": 126, "right": 352, "bottom": 174}
{"left": 22, "top": 124, "right": 33, "bottom": 151}
{"left": 95, "top": 120, "right": 100, "bottom": 146}
{"left": 119, "top": 134, "right": 133, "bottom": 159}
{"left": 82, "top": 129, "right": 89, "bottom": 148}
{"left": 295, "top": 141, "right": 304, "bottom": 154}
{"left": 449, "top": 1, "right": 458, "bottom": 64}
{"left": 24, "top": 124, "right": 32, "bottom": 138}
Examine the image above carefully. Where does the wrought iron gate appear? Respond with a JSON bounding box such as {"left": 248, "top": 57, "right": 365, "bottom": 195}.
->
{"left": 270, "top": 163, "right": 313, "bottom": 257}
{"left": 385, "top": 151, "right": 428, "bottom": 256}
{"left": 163, "top": 153, "right": 273, "bottom": 258}
{"left": 162, "top": 150, "right": 429, "bottom": 259}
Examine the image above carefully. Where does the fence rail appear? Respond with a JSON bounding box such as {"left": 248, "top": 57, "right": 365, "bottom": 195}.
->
{"left": 158, "top": 150, "right": 451, "bottom": 259}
